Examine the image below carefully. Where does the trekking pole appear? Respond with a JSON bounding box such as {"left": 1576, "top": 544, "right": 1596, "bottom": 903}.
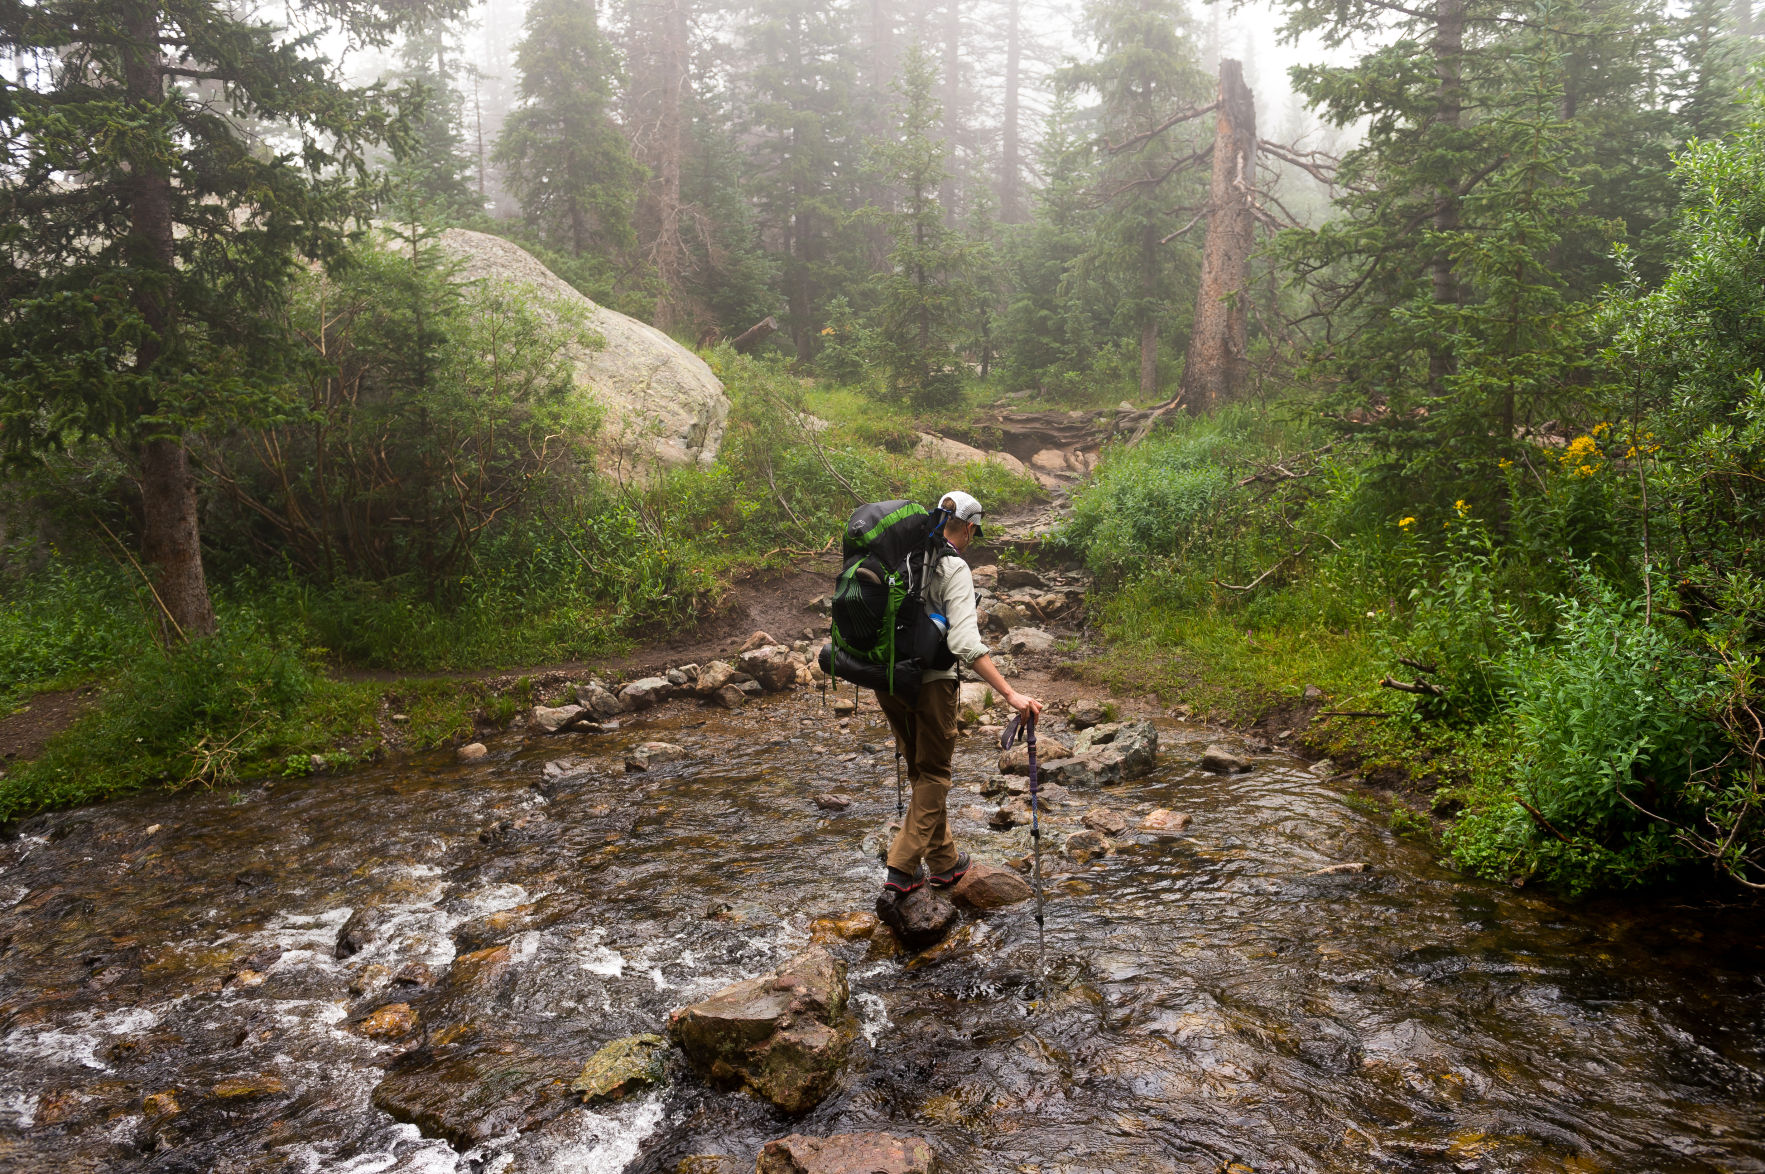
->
{"left": 894, "top": 747, "right": 905, "bottom": 821}
{"left": 1026, "top": 714, "right": 1045, "bottom": 978}
{"left": 1001, "top": 713, "right": 1047, "bottom": 984}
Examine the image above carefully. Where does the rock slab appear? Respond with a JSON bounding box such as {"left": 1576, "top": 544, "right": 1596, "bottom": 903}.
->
{"left": 757, "top": 1132, "right": 937, "bottom": 1174}
{"left": 668, "top": 947, "right": 854, "bottom": 1114}
{"left": 438, "top": 229, "right": 728, "bottom": 467}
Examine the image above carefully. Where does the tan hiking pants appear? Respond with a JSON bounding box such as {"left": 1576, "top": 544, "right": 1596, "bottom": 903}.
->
{"left": 876, "top": 678, "right": 962, "bottom": 876}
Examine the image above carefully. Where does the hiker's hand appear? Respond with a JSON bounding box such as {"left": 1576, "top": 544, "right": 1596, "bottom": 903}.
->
{"left": 1006, "top": 691, "right": 1043, "bottom": 719}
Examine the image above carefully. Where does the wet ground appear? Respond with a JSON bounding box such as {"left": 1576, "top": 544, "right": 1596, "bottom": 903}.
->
{"left": 0, "top": 688, "right": 1761, "bottom": 1173}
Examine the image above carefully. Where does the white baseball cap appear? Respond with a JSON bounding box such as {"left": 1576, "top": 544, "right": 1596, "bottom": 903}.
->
{"left": 938, "top": 490, "right": 984, "bottom": 536}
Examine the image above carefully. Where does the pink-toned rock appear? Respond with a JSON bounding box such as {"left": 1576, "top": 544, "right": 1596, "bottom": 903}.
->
{"left": 1139, "top": 808, "right": 1193, "bottom": 836}
{"left": 758, "top": 1132, "right": 936, "bottom": 1174}
{"left": 1081, "top": 807, "right": 1129, "bottom": 837}
{"left": 740, "top": 630, "right": 777, "bottom": 653}
{"left": 947, "top": 862, "right": 1032, "bottom": 910}
{"left": 740, "top": 644, "right": 801, "bottom": 692}
{"left": 668, "top": 947, "right": 854, "bottom": 1114}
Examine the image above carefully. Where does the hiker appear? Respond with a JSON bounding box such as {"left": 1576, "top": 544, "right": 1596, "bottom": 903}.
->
{"left": 876, "top": 491, "right": 1044, "bottom": 896}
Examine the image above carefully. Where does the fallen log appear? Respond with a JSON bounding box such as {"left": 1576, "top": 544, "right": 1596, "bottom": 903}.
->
{"left": 731, "top": 315, "right": 779, "bottom": 354}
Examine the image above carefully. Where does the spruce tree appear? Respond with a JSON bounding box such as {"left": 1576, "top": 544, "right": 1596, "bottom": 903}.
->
{"left": 392, "top": 14, "right": 480, "bottom": 220}
{"left": 495, "top": 0, "right": 641, "bottom": 262}
{"left": 871, "top": 44, "right": 976, "bottom": 409}
{"left": 0, "top": 0, "right": 463, "bottom": 640}
{"left": 1061, "top": 0, "right": 1210, "bottom": 400}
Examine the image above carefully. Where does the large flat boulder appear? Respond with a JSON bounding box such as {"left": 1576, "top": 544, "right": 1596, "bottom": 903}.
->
{"left": 371, "top": 1042, "right": 577, "bottom": 1148}
{"left": 437, "top": 229, "right": 729, "bottom": 467}
{"left": 668, "top": 947, "right": 854, "bottom": 1114}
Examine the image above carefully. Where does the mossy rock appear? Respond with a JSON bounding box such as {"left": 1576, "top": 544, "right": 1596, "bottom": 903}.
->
{"left": 570, "top": 1033, "right": 669, "bottom": 1104}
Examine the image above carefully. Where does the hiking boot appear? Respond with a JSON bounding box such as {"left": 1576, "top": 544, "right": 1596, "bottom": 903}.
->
{"left": 882, "top": 867, "right": 924, "bottom": 895}
{"left": 926, "top": 853, "right": 971, "bottom": 889}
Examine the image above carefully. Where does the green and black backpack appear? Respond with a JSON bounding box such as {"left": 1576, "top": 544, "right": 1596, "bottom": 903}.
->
{"left": 817, "top": 499, "right": 961, "bottom": 698}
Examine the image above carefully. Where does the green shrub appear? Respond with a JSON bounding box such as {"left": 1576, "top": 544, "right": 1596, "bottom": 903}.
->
{"left": 1, "top": 611, "right": 328, "bottom": 817}
{"left": 1443, "top": 577, "right": 1724, "bottom": 894}
{"left": 1064, "top": 424, "right": 1236, "bottom": 582}
{"left": 0, "top": 552, "right": 147, "bottom": 705}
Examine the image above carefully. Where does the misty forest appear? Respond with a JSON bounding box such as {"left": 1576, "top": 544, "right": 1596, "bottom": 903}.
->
{"left": 3, "top": 0, "right": 1765, "bottom": 1166}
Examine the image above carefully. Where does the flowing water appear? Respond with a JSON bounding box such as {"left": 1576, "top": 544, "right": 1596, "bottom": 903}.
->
{"left": 1, "top": 690, "right": 1761, "bottom": 1173}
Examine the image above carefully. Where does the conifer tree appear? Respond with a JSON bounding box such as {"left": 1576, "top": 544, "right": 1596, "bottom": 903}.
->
{"left": 393, "top": 14, "right": 479, "bottom": 220}
{"left": 736, "top": 0, "right": 872, "bottom": 357}
{"left": 495, "top": 0, "right": 641, "bottom": 263}
{"left": 872, "top": 44, "right": 976, "bottom": 408}
{"left": 0, "top": 0, "right": 463, "bottom": 640}
{"left": 1061, "top": 0, "right": 1210, "bottom": 399}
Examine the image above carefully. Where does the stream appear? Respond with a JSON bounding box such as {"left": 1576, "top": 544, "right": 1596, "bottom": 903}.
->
{"left": 0, "top": 688, "right": 1761, "bottom": 1172}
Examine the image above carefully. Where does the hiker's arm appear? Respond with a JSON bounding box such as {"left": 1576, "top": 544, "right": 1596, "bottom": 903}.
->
{"left": 940, "top": 561, "right": 1043, "bottom": 717}
{"left": 970, "top": 654, "right": 1044, "bottom": 718}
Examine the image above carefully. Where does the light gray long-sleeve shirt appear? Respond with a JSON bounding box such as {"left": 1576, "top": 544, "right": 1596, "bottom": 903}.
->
{"left": 922, "top": 555, "right": 988, "bottom": 683}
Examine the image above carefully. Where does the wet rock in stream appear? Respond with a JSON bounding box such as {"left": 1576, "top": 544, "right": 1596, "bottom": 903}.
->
{"left": 946, "top": 862, "right": 1032, "bottom": 910}
{"left": 569, "top": 1032, "right": 669, "bottom": 1104}
{"left": 757, "top": 1131, "right": 937, "bottom": 1174}
{"left": 371, "top": 1042, "right": 579, "bottom": 1148}
{"left": 668, "top": 946, "right": 856, "bottom": 1114}
{"left": 875, "top": 887, "right": 958, "bottom": 951}
{"left": 1200, "top": 743, "right": 1252, "bottom": 773}
{"left": 997, "top": 737, "right": 1070, "bottom": 774}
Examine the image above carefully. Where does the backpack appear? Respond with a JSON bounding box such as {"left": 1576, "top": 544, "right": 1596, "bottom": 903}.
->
{"left": 819, "top": 500, "right": 961, "bottom": 698}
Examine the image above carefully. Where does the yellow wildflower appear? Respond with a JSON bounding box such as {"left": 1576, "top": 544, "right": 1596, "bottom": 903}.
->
{"left": 1498, "top": 458, "right": 1512, "bottom": 468}
{"left": 1454, "top": 499, "right": 1470, "bottom": 517}
{"left": 1591, "top": 421, "right": 1611, "bottom": 436}
{"left": 1560, "top": 434, "right": 1603, "bottom": 474}
{"left": 820, "top": 326, "right": 836, "bottom": 336}
{"left": 1398, "top": 516, "right": 1417, "bottom": 530}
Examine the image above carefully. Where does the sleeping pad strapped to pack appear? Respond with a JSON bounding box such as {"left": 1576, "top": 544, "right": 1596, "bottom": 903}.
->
{"left": 817, "top": 500, "right": 960, "bottom": 700}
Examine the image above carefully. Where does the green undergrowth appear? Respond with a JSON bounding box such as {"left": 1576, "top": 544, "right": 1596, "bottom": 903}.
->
{"left": 1064, "top": 407, "right": 1753, "bottom": 897}
{"left": 0, "top": 351, "right": 1041, "bottom": 821}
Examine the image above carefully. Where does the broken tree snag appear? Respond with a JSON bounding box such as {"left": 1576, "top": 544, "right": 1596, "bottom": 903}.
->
{"left": 1179, "top": 58, "right": 1257, "bottom": 412}
{"left": 731, "top": 316, "right": 779, "bottom": 354}
{"left": 1380, "top": 676, "right": 1445, "bottom": 697}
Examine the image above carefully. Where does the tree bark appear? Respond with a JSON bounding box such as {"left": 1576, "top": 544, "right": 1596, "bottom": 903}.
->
{"left": 940, "top": 0, "right": 961, "bottom": 224}
{"left": 639, "top": 0, "right": 692, "bottom": 329}
{"left": 122, "top": 0, "right": 215, "bottom": 640}
{"left": 1000, "top": 0, "right": 1022, "bottom": 222}
{"left": 1179, "top": 58, "right": 1257, "bottom": 411}
{"left": 1139, "top": 219, "right": 1159, "bottom": 399}
{"left": 1429, "top": 0, "right": 1465, "bottom": 393}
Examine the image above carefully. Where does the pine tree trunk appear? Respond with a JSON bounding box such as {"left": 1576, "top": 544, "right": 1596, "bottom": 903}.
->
{"left": 122, "top": 0, "right": 215, "bottom": 641}
{"left": 1179, "top": 59, "right": 1257, "bottom": 411}
{"left": 1139, "top": 317, "right": 1159, "bottom": 400}
{"left": 940, "top": 0, "right": 961, "bottom": 224}
{"left": 1429, "top": 0, "right": 1465, "bottom": 393}
{"left": 138, "top": 438, "right": 216, "bottom": 641}
{"left": 650, "top": 0, "right": 690, "bottom": 328}
{"left": 1139, "top": 219, "right": 1159, "bottom": 399}
{"left": 1000, "top": 0, "right": 1022, "bottom": 223}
